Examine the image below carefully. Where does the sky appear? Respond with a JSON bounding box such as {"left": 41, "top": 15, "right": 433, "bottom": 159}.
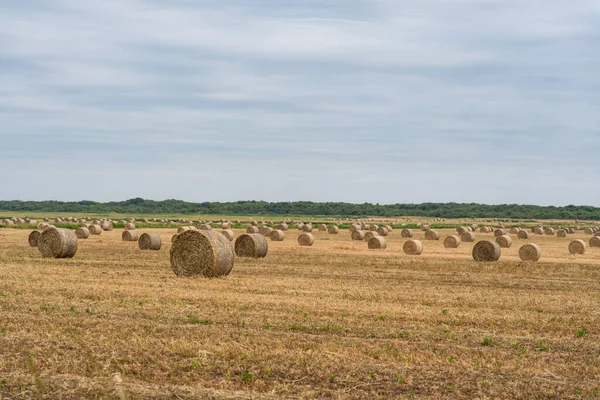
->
{"left": 1, "top": 0, "right": 599, "bottom": 206}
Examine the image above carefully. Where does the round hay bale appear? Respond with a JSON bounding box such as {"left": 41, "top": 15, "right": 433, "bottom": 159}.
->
{"left": 251, "top": 221, "right": 258, "bottom": 227}
{"left": 376, "top": 227, "right": 389, "bottom": 236}
{"left": 327, "top": 226, "right": 339, "bottom": 234}
{"left": 349, "top": 224, "right": 361, "bottom": 233}
{"left": 517, "top": 230, "right": 529, "bottom": 239}
{"left": 403, "top": 239, "right": 423, "bottom": 255}
{"left": 544, "top": 228, "right": 555, "bottom": 236}
{"left": 122, "top": 230, "right": 139, "bottom": 242}
{"left": 495, "top": 235, "right": 512, "bottom": 248}
{"left": 170, "top": 230, "right": 235, "bottom": 277}
{"left": 589, "top": 236, "right": 600, "bottom": 248}
{"left": 298, "top": 233, "right": 314, "bottom": 246}
{"left": 401, "top": 229, "right": 413, "bottom": 238}
{"left": 124, "top": 222, "right": 135, "bottom": 231}
{"left": 509, "top": 227, "right": 520, "bottom": 234}
{"left": 101, "top": 222, "right": 114, "bottom": 231}
{"left": 557, "top": 229, "right": 567, "bottom": 238}
{"left": 569, "top": 239, "right": 586, "bottom": 255}
{"left": 424, "top": 230, "right": 440, "bottom": 241}
{"left": 221, "top": 222, "right": 232, "bottom": 229}
{"left": 351, "top": 231, "right": 365, "bottom": 241}
{"left": 246, "top": 226, "right": 259, "bottom": 234}
{"left": 461, "top": 231, "right": 476, "bottom": 242}
{"left": 38, "top": 228, "right": 78, "bottom": 259}
{"left": 420, "top": 224, "right": 430, "bottom": 231}
{"left": 199, "top": 224, "right": 212, "bottom": 231}
{"left": 364, "top": 231, "right": 379, "bottom": 241}
{"left": 472, "top": 240, "right": 501, "bottom": 262}
{"left": 89, "top": 224, "right": 102, "bottom": 235}
{"left": 443, "top": 235, "right": 461, "bottom": 248}
{"left": 297, "top": 223, "right": 305, "bottom": 230}
{"left": 221, "top": 229, "right": 235, "bottom": 241}
{"left": 456, "top": 227, "right": 468, "bottom": 235}
{"left": 177, "top": 226, "right": 192, "bottom": 234}
{"left": 318, "top": 224, "right": 327, "bottom": 232}
{"left": 568, "top": 228, "right": 576, "bottom": 234}
{"left": 138, "top": 232, "right": 162, "bottom": 251}
{"left": 385, "top": 225, "right": 393, "bottom": 232}
{"left": 37, "top": 222, "right": 49, "bottom": 230}
{"left": 494, "top": 228, "right": 506, "bottom": 237}
{"left": 269, "top": 229, "right": 285, "bottom": 241}
{"left": 260, "top": 226, "right": 274, "bottom": 236}
{"left": 533, "top": 227, "right": 544, "bottom": 235}
{"left": 278, "top": 223, "right": 289, "bottom": 231}
{"left": 519, "top": 243, "right": 541, "bottom": 261}
{"left": 584, "top": 227, "right": 594, "bottom": 235}
{"left": 368, "top": 236, "right": 387, "bottom": 250}
{"left": 75, "top": 227, "right": 90, "bottom": 239}
{"left": 28, "top": 230, "right": 42, "bottom": 247}
{"left": 369, "top": 225, "right": 378, "bottom": 232}
{"left": 301, "top": 224, "right": 313, "bottom": 233}
{"left": 235, "top": 233, "right": 268, "bottom": 258}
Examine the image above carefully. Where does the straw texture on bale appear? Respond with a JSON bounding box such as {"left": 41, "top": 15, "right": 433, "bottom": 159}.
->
{"left": 89, "top": 224, "right": 102, "bottom": 235}
{"left": 351, "top": 231, "right": 365, "bottom": 241}
{"left": 101, "top": 222, "right": 114, "bottom": 231}
{"left": 221, "top": 222, "right": 231, "bottom": 229}
{"left": 318, "top": 224, "right": 327, "bottom": 232}
{"left": 424, "top": 230, "right": 440, "bottom": 240}
{"left": 349, "top": 225, "right": 361, "bottom": 233}
{"left": 219, "top": 229, "right": 234, "bottom": 241}
{"left": 420, "top": 224, "right": 430, "bottom": 231}
{"left": 557, "top": 229, "right": 567, "bottom": 237}
{"left": 170, "top": 230, "right": 235, "bottom": 277}
{"left": 235, "top": 233, "right": 268, "bottom": 258}
{"left": 544, "top": 228, "right": 555, "bottom": 235}
{"left": 278, "top": 223, "right": 289, "bottom": 231}
{"left": 75, "top": 227, "right": 90, "bottom": 239}
{"left": 584, "top": 227, "right": 594, "bottom": 235}
{"left": 298, "top": 233, "right": 314, "bottom": 246}
{"left": 443, "top": 235, "right": 461, "bottom": 248}
{"left": 269, "top": 230, "right": 285, "bottom": 241}
{"left": 138, "top": 232, "right": 162, "bottom": 251}
{"left": 533, "top": 227, "right": 544, "bottom": 235}
{"left": 376, "top": 227, "right": 389, "bottom": 236}
{"left": 569, "top": 239, "right": 586, "bottom": 254}
{"left": 171, "top": 234, "right": 179, "bottom": 243}
{"left": 369, "top": 225, "right": 378, "bottom": 231}
{"left": 364, "top": 231, "right": 379, "bottom": 241}
{"left": 327, "top": 226, "right": 339, "bottom": 234}
{"left": 472, "top": 240, "right": 501, "bottom": 262}
{"left": 122, "top": 230, "right": 139, "bottom": 242}
{"left": 509, "top": 227, "right": 520, "bottom": 234}
{"left": 401, "top": 229, "right": 413, "bottom": 238}
{"left": 246, "top": 226, "right": 259, "bottom": 234}
{"left": 301, "top": 224, "right": 313, "bottom": 233}
{"left": 368, "top": 236, "right": 387, "bottom": 250}
{"left": 177, "top": 226, "right": 193, "bottom": 234}
{"left": 28, "top": 230, "right": 42, "bottom": 247}
{"left": 38, "top": 228, "right": 78, "bottom": 259}
{"left": 461, "top": 232, "right": 476, "bottom": 242}
{"left": 589, "top": 236, "right": 600, "bottom": 247}
{"left": 403, "top": 239, "right": 423, "bottom": 255}
{"left": 518, "top": 230, "right": 529, "bottom": 239}
{"left": 519, "top": 243, "right": 541, "bottom": 261}
{"left": 199, "top": 224, "right": 212, "bottom": 231}
{"left": 297, "top": 223, "right": 305, "bottom": 230}
{"left": 124, "top": 222, "right": 135, "bottom": 231}
{"left": 260, "top": 227, "right": 274, "bottom": 236}
{"left": 457, "top": 227, "right": 468, "bottom": 235}
{"left": 494, "top": 228, "right": 506, "bottom": 237}
{"left": 495, "top": 235, "right": 513, "bottom": 248}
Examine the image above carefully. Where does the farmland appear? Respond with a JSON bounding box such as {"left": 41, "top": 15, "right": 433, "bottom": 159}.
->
{"left": 1, "top": 218, "right": 599, "bottom": 399}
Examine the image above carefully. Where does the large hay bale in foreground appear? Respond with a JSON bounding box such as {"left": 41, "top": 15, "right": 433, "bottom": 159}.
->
{"left": 376, "top": 227, "right": 389, "bottom": 237}
{"left": 328, "top": 226, "right": 339, "bottom": 234}
{"left": 28, "top": 230, "right": 42, "bottom": 247}
{"left": 472, "top": 240, "right": 501, "bottom": 262}
{"left": 443, "top": 235, "right": 461, "bottom": 248}
{"left": 494, "top": 228, "right": 506, "bottom": 238}
{"left": 170, "top": 230, "right": 235, "bottom": 277}
{"left": 89, "top": 224, "right": 102, "bottom": 235}
{"left": 495, "top": 235, "right": 512, "bottom": 248}
{"left": 246, "top": 226, "right": 259, "bottom": 234}
{"left": 424, "top": 230, "right": 440, "bottom": 241}
{"left": 298, "top": 233, "right": 314, "bottom": 246}
{"left": 269, "top": 229, "right": 285, "bottom": 241}
{"left": 569, "top": 239, "right": 586, "bottom": 255}
{"left": 124, "top": 222, "right": 135, "bottom": 231}
{"left": 368, "top": 236, "right": 387, "bottom": 250}
{"left": 122, "top": 230, "right": 139, "bottom": 242}
{"left": 75, "top": 227, "right": 90, "bottom": 239}
{"left": 235, "top": 233, "right": 268, "bottom": 258}
{"left": 138, "top": 232, "right": 162, "bottom": 251}
{"left": 519, "top": 244, "right": 541, "bottom": 261}
{"left": 517, "top": 230, "right": 529, "bottom": 239}
{"left": 461, "top": 231, "right": 476, "bottom": 242}
{"left": 351, "top": 231, "right": 365, "bottom": 241}
{"left": 221, "top": 230, "right": 235, "bottom": 241}
{"left": 38, "top": 228, "right": 78, "bottom": 258}
{"left": 401, "top": 229, "right": 413, "bottom": 238}
{"left": 403, "top": 239, "right": 423, "bottom": 255}
{"left": 589, "top": 236, "right": 600, "bottom": 248}
{"left": 364, "top": 231, "right": 379, "bottom": 241}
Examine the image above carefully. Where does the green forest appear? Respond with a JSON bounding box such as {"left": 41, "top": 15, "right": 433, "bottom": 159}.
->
{"left": 0, "top": 198, "right": 599, "bottom": 219}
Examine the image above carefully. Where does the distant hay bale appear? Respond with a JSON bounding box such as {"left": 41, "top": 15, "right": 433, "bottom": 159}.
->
{"left": 278, "top": 223, "right": 289, "bottom": 231}
{"left": 369, "top": 225, "right": 378, "bottom": 231}
{"left": 298, "top": 233, "right": 314, "bottom": 246}
{"left": 568, "top": 228, "right": 576, "bottom": 234}
{"left": 269, "top": 230, "right": 285, "bottom": 241}
{"left": 376, "top": 227, "right": 389, "bottom": 236}
{"left": 318, "top": 224, "right": 327, "bottom": 232}
{"left": 544, "top": 228, "right": 555, "bottom": 236}
{"left": 351, "top": 231, "right": 365, "bottom": 241}
{"left": 122, "top": 230, "right": 139, "bottom": 242}
{"left": 101, "top": 222, "right": 114, "bottom": 231}
{"left": 533, "top": 227, "right": 544, "bottom": 235}
{"left": 38, "top": 228, "right": 78, "bottom": 259}
{"left": 28, "top": 230, "right": 42, "bottom": 247}
{"left": 385, "top": 225, "right": 393, "bottom": 232}
{"left": 519, "top": 244, "right": 541, "bottom": 262}
{"left": 495, "top": 235, "right": 512, "bottom": 248}
{"left": 138, "top": 232, "right": 162, "bottom": 251}
{"left": 368, "top": 236, "right": 387, "bottom": 250}
{"left": 494, "top": 228, "right": 506, "bottom": 237}
{"left": 221, "top": 229, "right": 235, "bottom": 241}
{"left": 424, "top": 230, "right": 440, "bottom": 241}
{"left": 509, "top": 227, "right": 520, "bottom": 234}
{"left": 297, "top": 223, "right": 305, "bottom": 230}
{"left": 221, "top": 222, "right": 231, "bottom": 229}
{"left": 584, "top": 227, "right": 594, "bottom": 235}
{"left": 349, "top": 225, "right": 361, "bottom": 233}
{"left": 235, "top": 233, "right": 268, "bottom": 258}
{"left": 124, "top": 222, "right": 135, "bottom": 231}
{"left": 260, "top": 227, "right": 274, "bottom": 236}
{"left": 199, "top": 224, "right": 212, "bottom": 231}
{"left": 246, "top": 226, "right": 260, "bottom": 234}
{"left": 401, "top": 229, "right": 413, "bottom": 238}
{"left": 75, "top": 227, "right": 90, "bottom": 239}
{"left": 251, "top": 221, "right": 258, "bottom": 227}
{"left": 302, "top": 224, "right": 313, "bottom": 233}
{"left": 472, "top": 240, "right": 501, "bottom": 262}
{"left": 569, "top": 239, "right": 586, "bottom": 255}
{"left": 443, "top": 235, "right": 461, "bottom": 248}
{"left": 456, "top": 227, "right": 468, "bottom": 235}
{"left": 479, "top": 227, "right": 492, "bottom": 233}
{"left": 364, "top": 231, "right": 379, "bottom": 241}
{"left": 403, "top": 239, "right": 423, "bottom": 255}
{"left": 328, "top": 226, "right": 339, "bottom": 234}
{"left": 177, "top": 226, "right": 193, "bottom": 234}
{"left": 461, "top": 232, "right": 476, "bottom": 242}
{"left": 517, "top": 230, "right": 529, "bottom": 239}
{"left": 557, "top": 229, "right": 567, "bottom": 238}
{"left": 589, "top": 236, "right": 600, "bottom": 248}
{"left": 170, "top": 230, "right": 235, "bottom": 277}
{"left": 89, "top": 224, "right": 102, "bottom": 235}
{"left": 420, "top": 224, "right": 430, "bottom": 231}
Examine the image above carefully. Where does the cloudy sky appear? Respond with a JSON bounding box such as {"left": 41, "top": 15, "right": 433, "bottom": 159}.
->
{"left": 1, "top": 0, "right": 599, "bottom": 205}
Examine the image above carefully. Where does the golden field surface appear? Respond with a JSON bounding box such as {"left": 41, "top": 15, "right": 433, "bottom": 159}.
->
{"left": 1, "top": 225, "right": 599, "bottom": 399}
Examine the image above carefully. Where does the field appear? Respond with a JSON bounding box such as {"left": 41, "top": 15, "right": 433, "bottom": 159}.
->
{"left": 1, "top": 221, "right": 599, "bottom": 399}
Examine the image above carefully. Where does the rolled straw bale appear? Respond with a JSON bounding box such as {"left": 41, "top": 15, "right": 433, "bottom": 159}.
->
{"left": 479, "top": 227, "right": 490, "bottom": 233}
{"left": 251, "top": 221, "right": 258, "bottom": 226}
{"left": 457, "top": 227, "right": 468, "bottom": 235}
{"left": 369, "top": 225, "right": 378, "bottom": 231}
{"left": 509, "top": 227, "right": 520, "bottom": 234}
{"left": 403, "top": 239, "right": 423, "bottom": 255}
{"left": 199, "top": 224, "right": 212, "bottom": 231}
{"left": 246, "top": 226, "right": 260, "bottom": 234}
{"left": 443, "top": 235, "right": 461, "bottom": 248}
{"left": 424, "top": 230, "right": 440, "bottom": 240}
{"left": 220, "top": 222, "right": 231, "bottom": 229}
{"left": 318, "top": 224, "right": 327, "bottom": 232}
{"left": 461, "top": 231, "right": 476, "bottom": 242}
{"left": 495, "top": 235, "right": 513, "bottom": 248}
{"left": 544, "top": 228, "right": 555, "bottom": 236}
{"left": 38, "top": 228, "right": 78, "bottom": 258}
{"left": 75, "top": 227, "right": 90, "bottom": 239}
{"left": 349, "top": 225, "right": 361, "bottom": 233}
{"left": 584, "top": 227, "right": 594, "bottom": 235}
{"left": 363, "top": 224, "right": 371, "bottom": 231}
{"left": 364, "top": 231, "right": 379, "bottom": 241}
{"left": 472, "top": 240, "right": 501, "bottom": 262}
{"left": 569, "top": 239, "right": 586, "bottom": 254}
{"left": 420, "top": 224, "right": 430, "bottom": 231}
{"left": 235, "top": 233, "right": 268, "bottom": 258}
{"left": 297, "top": 223, "right": 305, "bottom": 230}
{"left": 28, "top": 230, "right": 42, "bottom": 247}
{"left": 170, "top": 230, "right": 235, "bottom": 277}
{"left": 568, "top": 228, "right": 576, "bottom": 234}
{"left": 171, "top": 234, "right": 179, "bottom": 243}
{"left": 269, "top": 230, "right": 285, "bottom": 241}
{"left": 260, "top": 226, "right": 274, "bottom": 236}
{"left": 376, "top": 227, "right": 389, "bottom": 236}
{"left": 138, "top": 232, "right": 162, "bottom": 251}
{"left": 328, "top": 226, "right": 339, "bottom": 234}
{"left": 301, "top": 224, "right": 313, "bottom": 233}
{"left": 122, "top": 230, "right": 139, "bottom": 242}
{"left": 124, "top": 222, "right": 135, "bottom": 231}
{"left": 385, "top": 225, "right": 393, "bottom": 232}
{"left": 101, "top": 222, "right": 114, "bottom": 231}
{"left": 533, "top": 227, "right": 544, "bottom": 235}
{"left": 298, "top": 233, "right": 314, "bottom": 246}
{"left": 177, "top": 226, "right": 192, "bottom": 234}
{"left": 89, "top": 224, "right": 102, "bottom": 235}
{"left": 519, "top": 244, "right": 541, "bottom": 262}
{"left": 401, "top": 229, "right": 413, "bottom": 238}
{"left": 278, "top": 223, "right": 289, "bottom": 231}
{"left": 494, "top": 228, "right": 506, "bottom": 237}
{"left": 368, "top": 236, "right": 387, "bottom": 250}
{"left": 589, "top": 236, "right": 600, "bottom": 248}
{"left": 221, "top": 229, "right": 235, "bottom": 241}
{"left": 557, "top": 229, "right": 567, "bottom": 238}
{"left": 351, "top": 231, "right": 365, "bottom": 241}
{"left": 517, "top": 230, "right": 529, "bottom": 239}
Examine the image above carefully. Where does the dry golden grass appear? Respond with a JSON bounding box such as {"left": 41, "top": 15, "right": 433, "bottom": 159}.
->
{"left": 1, "top": 226, "right": 599, "bottom": 399}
